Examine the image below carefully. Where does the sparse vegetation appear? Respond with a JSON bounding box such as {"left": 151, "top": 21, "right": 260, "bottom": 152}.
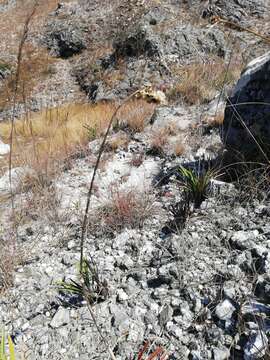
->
{"left": 1, "top": 0, "right": 269, "bottom": 359}
{"left": 168, "top": 58, "right": 242, "bottom": 104}
{"left": 91, "top": 188, "right": 154, "bottom": 235}
{"left": 58, "top": 258, "right": 108, "bottom": 304}
{"left": 0, "top": 45, "right": 55, "bottom": 109}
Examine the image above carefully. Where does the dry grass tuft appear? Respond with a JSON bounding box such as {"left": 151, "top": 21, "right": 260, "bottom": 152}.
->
{"left": 173, "top": 141, "right": 185, "bottom": 157}
{"left": 0, "top": 239, "right": 25, "bottom": 294}
{"left": 149, "top": 128, "right": 170, "bottom": 156}
{"left": 106, "top": 132, "right": 129, "bottom": 152}
{"left": 0, "top": 245, "right": 15, "bottom": 293}
{"left": 116, "top": 100, "right": 156, "bottom": 133}
{"left": 19, "top": 182, "right": 62, "bottom": 226}
{"left": 168, "top": 58, "right": 242, "bottom": 105}
{"left": 91, "top": 188, "right": 154, "bottom": 235}
{"left": 203, "top": 111, "right": 224, "bottom": 128}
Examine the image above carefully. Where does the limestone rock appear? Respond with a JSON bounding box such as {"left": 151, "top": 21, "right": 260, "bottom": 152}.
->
{"left": 222, "top": 52, "right": 270, "bottom": 159}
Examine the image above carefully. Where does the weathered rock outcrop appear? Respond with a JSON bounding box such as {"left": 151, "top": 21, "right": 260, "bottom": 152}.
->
{"left": 44, "top": 3, "right": 88, "bottom": 58}
{"left": 201, "top": 0, "right": 267, "bottom": 22}
{"left": 114, "top": 23, "right": 226, "bottom": 60}
{"left": 222, "top": 52, "right": 270, "bottom": 159}
{"left": 75, "top": 22, "right": 226, "bottom": 101}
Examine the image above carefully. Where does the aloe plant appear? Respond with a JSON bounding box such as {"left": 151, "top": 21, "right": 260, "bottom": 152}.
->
{"left": 57, "top": 258, "right": 107, "bottom": 304}
{"left": 178, "top": 166, "right": 216, "bottom": 208}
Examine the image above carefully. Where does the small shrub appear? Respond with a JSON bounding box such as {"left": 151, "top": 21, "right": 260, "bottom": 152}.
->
{"left": 0, "top": 62, "right": 11, "bottom": 73}
{"left": 168, "top": 193, "right": 191, "bottom": 232}
{"left": 134, "top": 341, "right": 168, "bottom": 360}
{"left": 84, "top": 124, "right": 98, "bottom": 141}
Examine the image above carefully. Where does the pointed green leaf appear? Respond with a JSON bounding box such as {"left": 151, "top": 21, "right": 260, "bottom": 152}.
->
{"left": 8, "top": 336, "right": 15, "bottom": 360}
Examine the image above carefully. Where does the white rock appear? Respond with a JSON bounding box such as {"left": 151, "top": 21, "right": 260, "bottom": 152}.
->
{"left": 0, "top": 139, "right": 10, "bottom": 155}
{"left": 50, "top": 307, "right": 70, "bottom": 328}
{"left": 215, "top": 299, "right": 236, "bottom": 321}
{"left": 117, "top": 288, "right": 129, "bottom": 302}
{"left": 213, "top": 347, "right": 230, "bottom": 360}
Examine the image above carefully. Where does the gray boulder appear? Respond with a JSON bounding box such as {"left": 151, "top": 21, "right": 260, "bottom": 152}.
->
{"left": 222, "top": 52, "right": 270, "bottom": 159}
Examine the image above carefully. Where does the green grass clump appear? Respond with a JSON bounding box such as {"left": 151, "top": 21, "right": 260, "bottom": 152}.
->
{"left": 58, "top": 259, "right": 108, "bottom": 304}
{"left": 0, "top": 62, "right": 11, "bottom": 74}
{"left": 179, "top": 166, "right": 216, "bottom": 208}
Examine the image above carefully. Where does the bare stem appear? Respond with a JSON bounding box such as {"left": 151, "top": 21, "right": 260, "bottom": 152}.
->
{"left": 79, "top": 90, "right": 141, "bottom": 360}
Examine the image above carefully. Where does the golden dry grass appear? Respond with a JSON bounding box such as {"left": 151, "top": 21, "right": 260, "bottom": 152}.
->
{"left": 0, "top": 99, "right": 155, "bottom": 175}
{"left": 168, "top": 58, "right": 242, "bottom": 105}
{"left": 203, "top": 111, "right": 224, "bottom": 128}
{"left": 173, "top": 141, "right": 185, "bottom": 157}
{"left": 150, "top": 128, "right": 169, "bottom": 155}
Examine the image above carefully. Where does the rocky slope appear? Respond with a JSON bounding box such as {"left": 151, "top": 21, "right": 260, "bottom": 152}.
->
{"left": 0, "top": 0, "right": 270, "bottom": 359}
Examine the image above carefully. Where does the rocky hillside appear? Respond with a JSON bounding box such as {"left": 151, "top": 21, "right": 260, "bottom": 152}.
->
{"left": 0, "top": 0, "right": 270, "bottom": 359}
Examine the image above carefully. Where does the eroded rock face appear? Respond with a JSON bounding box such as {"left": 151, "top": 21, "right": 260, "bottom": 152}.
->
{"left": 44, "top": 3, "right": 88, "bottom": 58}
{"left": 114, "top": 23, "right": 226, "bottom": 60}
{"left": 202, "top": 0, "right": 267, "bottom": 22}
{"left": 75, "top": 23, "right": 226, "bottom": 101}
{"left": 222, "top": 51, "right": 270, "bottom": 159}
